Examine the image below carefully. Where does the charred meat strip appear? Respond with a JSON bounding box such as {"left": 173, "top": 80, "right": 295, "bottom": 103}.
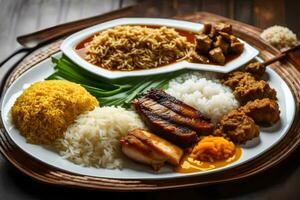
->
{"left": 136, "top": 96, "right": 213, "bottom": 134}
{"left": 145, "top": 89, "right": 210, "bottom": 121}
{"left": 120, "top": 129, "right": 183, "bottom": 171}
{"left": 133, "top": 104, "right": 199, "bottom": 147}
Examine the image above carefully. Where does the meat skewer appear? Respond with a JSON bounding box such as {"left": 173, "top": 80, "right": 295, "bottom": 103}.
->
{"left": 245, "top": 44, "right": 300, "bottom": 79}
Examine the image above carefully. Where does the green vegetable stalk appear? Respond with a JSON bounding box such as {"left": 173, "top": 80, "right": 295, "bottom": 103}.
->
{"left": 47, "top": 55, "right": 187, "bottom": 107}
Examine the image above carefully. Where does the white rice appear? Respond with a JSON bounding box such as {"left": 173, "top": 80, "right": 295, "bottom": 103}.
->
{"left": 55, "top": 106, "right": 145, "bottom": 169}
{"left": 260, "top": 25, "right": 298, "bottom": 51}
{"left": 166, "top": 72, "right": 239, "bottom": 124}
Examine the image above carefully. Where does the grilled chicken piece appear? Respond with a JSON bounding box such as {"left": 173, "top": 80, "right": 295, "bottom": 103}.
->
{"left": 133, "top": 106, "right": 199, "bottom": 147}
{"left": 209, "top": 47, "right": 226, "bottom": 65}
{"left": 120, "top": 129, "right": 183, "bottom": 170}
{"left": 137, "top": 97, "right": 214, "bottom": 134}
{"left": 203, "top": 22, "right": 212, "bottom": 34}
{"left": 209, "top": 27, "right": 218, "bottom": 39}
{"left": 196, "top": 33, "right": 212, "bottom": 54}
{"left": 191, "top": 53, "right": 210, "bottom": 64}
{"left": 215, "top": 22, "right": 232, "bottom": 34}
{"left": 145, "top": 89, "right": 210, "bottom": 121}
{"left": 230, "top": 41, "right": 244, "bottom": 54}
{"left": 219, "top": 31, "right": 231, "bottom": 42}
{"left": 214, "top": 35, "right": 229, "bottom": 55}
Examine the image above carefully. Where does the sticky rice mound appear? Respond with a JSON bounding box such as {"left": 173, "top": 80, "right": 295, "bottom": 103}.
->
{"left": 191, "top": 136, "right": 236, "bottom": 162}
{"left": 11, "top": 80, "right": 98, "bottom": 145}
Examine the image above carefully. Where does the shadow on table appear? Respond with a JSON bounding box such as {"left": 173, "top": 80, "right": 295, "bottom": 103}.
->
{"left": 0, "top": 148, "right": 299, "bottom": 200}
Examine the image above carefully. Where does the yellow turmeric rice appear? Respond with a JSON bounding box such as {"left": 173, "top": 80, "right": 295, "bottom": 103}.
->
{"left": 191, "top": 136, "right": 236, "bottom": 162}
{"left": 11, "top": 80, "right": 98, "bottom": 145}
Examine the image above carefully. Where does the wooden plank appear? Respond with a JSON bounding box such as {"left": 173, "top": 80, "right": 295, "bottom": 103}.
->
{"left": 171, "top": 0, "right": 200, "bottom": 16}
{"left": 254, "top": 0, "right": 286, "bottom": 29}
{"left": 36, "top": 0, "right": 63, "bottom": 30}
{"left": 122, "top": 0, "right": 136, "bottom": 7}
{"left": 201, "top": 0, "right": 229, "bottom": 17}
{"left": 234, "top": 0, "right": 254, "bottom": 25}
{"left": 285, "top": 0, "right": 300, "bottom": 35}
{"left": 0, "top": 0, "right": 23, "bottom": 59}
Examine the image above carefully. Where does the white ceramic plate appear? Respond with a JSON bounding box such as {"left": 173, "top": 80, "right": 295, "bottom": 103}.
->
{"left": 61, "top": 18, "right": 259, "bottom": 79}
{"left": 0, "top": 53, "right": 295, "bottom": 180}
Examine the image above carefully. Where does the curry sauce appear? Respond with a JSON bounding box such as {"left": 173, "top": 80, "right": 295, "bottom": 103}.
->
{"left": 175, "top": 147, "right": 242, "bottom": 173}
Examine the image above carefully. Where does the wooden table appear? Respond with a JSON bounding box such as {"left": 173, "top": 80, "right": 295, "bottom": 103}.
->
{"left": 0, "top": 0, "right": 299, "bottom": 199}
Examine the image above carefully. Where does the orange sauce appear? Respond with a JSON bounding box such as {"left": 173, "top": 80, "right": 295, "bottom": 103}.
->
{"left": 175, "top": 147, "right": 242, "bottom": 173}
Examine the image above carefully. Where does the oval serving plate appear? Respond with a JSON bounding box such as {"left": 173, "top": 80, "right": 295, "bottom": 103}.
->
{"left": 61, "top": 18, "right": 259, "bottom": 79}
{"left": 0, "top": 52, "right": 295, "bottom": 180}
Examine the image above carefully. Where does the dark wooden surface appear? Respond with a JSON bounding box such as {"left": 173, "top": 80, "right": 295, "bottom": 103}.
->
{"left": 0, "top": 0, "right": 299, "bottom": 199}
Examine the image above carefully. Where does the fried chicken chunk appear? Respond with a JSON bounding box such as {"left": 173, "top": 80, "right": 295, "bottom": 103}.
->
{"left": 214, "top": 110, "right": 259, "bottom": 144}
{"left": 245, "top": 62, "right": 266, "bottom": 79}
{"left": 221, "top": 71, "right": 256, "bottom": 90}
{"left": 234, "top": 80, "right": 277, "bottom": 105}
{"left": 240, "top": 98, "right": 280, "bottom": 126}
{"left": 222, "top": 70, "right": 277, "bottom": 105}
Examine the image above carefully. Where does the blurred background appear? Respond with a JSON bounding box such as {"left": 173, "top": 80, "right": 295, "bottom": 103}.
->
{"left": 0, "top": 0, "right": 299, "bottom": 60}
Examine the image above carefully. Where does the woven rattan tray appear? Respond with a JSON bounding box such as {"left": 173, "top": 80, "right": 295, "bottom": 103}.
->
{"left": 0, "top": 12, "right": 299, "bottom": 191}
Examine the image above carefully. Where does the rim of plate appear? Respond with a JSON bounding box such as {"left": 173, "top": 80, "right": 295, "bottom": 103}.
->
{"left": 60, "top": 18, "right": 259, "bottom": 79}
{"left": 0, "top": 53, "right": 296, "bottom": 180}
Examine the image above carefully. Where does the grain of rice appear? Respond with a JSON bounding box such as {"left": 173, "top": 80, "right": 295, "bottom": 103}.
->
{"left": 166, "top": 72, "right": 239, "bottom": 124}
{"left": 55, "top": 106, "right": 145, "bottom": 169}
{"left": 85, "top": 25, "right": 195, "bottom": 71}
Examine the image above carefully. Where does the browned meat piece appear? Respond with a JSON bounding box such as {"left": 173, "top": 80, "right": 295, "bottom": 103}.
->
{"left": 245, "top": 62, "right": 266, "bottom": 79}
{"left": 230, "top": 35, "right": 239, "bottom": 43}
{"left": 133, "top": 89, "right": 214, "bottom": 147}
{"left": 203, "top": 22, "right": 212, "bottom": 34}
{"left": 219, "top": 31, "right": 231, "bottom": 42}
{"left": 221, "top": 71, "right": 256, "bottom": 90}
{"left": 190, "top": 52, "right": 210, "bottom": 64}
{"left": 234, "top": 80, "right": 277, "bottom": 105}
{"left": 120, "top": 129, "right": 183, "bottom": 170}
{"left": 209, "top": 47, "right": 226, "bottom": 65}
{"left": 196, "top": 33, "right": 212, "bottom": 54}
{"left": 215, "top": 22, "right": 232, "bottom": 34}
{"left": 230, "top": 41, "right": 244, "bottom": 54}
{"left": 137, "top": 97, "right": 214, "bottom": 134}
{"left": 133, "top": 107, "right": 199, "bottom": 147}
{"left": 209, "top": 27, "right": 218, "bottom": 39}
{"left": 214, "top": 110, "right": 259, "bottom": 144}
{"left": 145, "top": 89, "right": 210, "bottom": 121}
{"left": 240, "top": 98, "right": 280, "bottom": 126}
{"left": 214, "top": 35, "right": 229, "bottom": 55}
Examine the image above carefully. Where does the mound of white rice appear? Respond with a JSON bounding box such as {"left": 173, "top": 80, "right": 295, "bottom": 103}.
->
{"left": 55, "top": 106, "right": 145, "bottom": 169}
{"left": 260, "top": 25, "right": 298, "bottom": 50}
{"left": 166, "top": 72, "right": 239, "bottom": 124}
